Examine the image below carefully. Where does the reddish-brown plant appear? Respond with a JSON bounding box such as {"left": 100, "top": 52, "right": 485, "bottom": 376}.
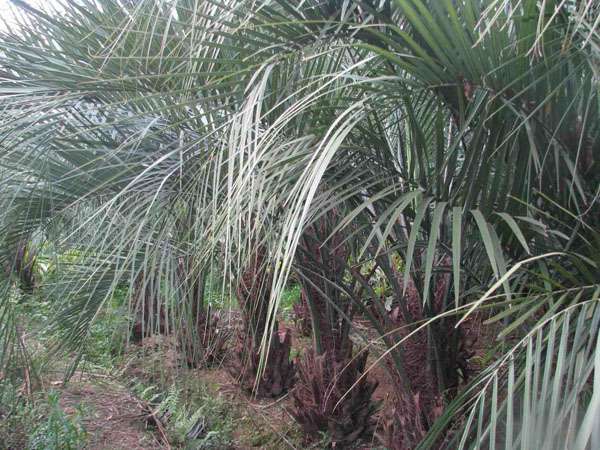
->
{"left": 231, "top": 323, "right": 295, "bottom": 397}
{"left": 231, "top": 247, "right": 295, "bottom": 397}
{"left": 375, "top": 256, "right": 481, "bottom": 449}
{"left": 292, "top": 346, "right": 379, "bottom": 447}
{"left": 292, "top": 212, "right": 380, "bottom": 445}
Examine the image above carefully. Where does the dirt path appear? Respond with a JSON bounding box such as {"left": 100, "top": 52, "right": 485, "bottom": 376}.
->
{"left": 56, "top": 376, "right": 163, "bottom": 450}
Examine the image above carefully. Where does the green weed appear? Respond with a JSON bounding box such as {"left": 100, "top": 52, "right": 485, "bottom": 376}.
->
{"left": 28, "top": 390, "right": 88, "bottom": 450}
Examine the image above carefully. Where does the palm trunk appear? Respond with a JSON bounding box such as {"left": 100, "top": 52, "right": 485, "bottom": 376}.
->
{"left": 178, "top": 258, "right": 229, "bottom": 367}
{"left": 231, "top": 247, "right": 295, "bottom": 397}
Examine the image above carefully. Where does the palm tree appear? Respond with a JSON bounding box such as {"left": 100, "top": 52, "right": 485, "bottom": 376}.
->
{"left": 0, "top": 1, "right": 598, "bottom": 448}
{"left": 292, "top": 209, "right": 380, "bottom": 445}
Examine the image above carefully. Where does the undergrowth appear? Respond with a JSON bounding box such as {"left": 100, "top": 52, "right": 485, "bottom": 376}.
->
{"left": 28, "top": 390, "right": 88, "bottom": 450}
{"left": 3, "top": 260, "right": 304, "bottom": 449}
{"left": 0, "top": 385, "right": 87, "bottom": 450}
{"left": 132, "top": 379, "right": 234, "bottom": 449}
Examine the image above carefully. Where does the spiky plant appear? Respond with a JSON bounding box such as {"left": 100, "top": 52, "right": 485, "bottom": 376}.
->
{"left": 179, "top": 304, "right": 228, "bottom": 369}
{"left": 373, "top": 263, "right": 467, "bottom": 449}
{"left": 292, "top": 348, "right": 379, "bottom": 447}
{"left": 291, "top": 210, "right": 380, "bottom": 445}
